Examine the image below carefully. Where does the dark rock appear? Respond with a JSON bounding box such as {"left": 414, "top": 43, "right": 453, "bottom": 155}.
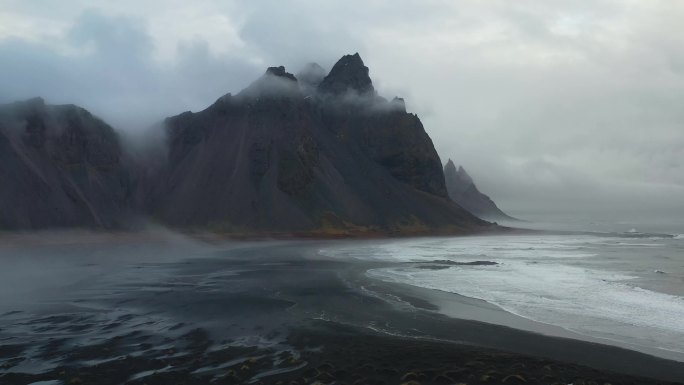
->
{"left": 391, "top": 97, "right": 406, "bottom": 113}
{"left": 266, "top": 66, "right": 298, "bottom": 81}
{"left": 444, "top": 159, "right": 516, "bottom": 222}
{"left": 146, "top": 54, "right": 487, "bottom": 234}
{"left": 318, "top": 53, "right": 375, "bottom": 96}
{"left": 0, "top": 54, "right": 491, "bottom": 235}
{"left": 430, "top": 260, "right": 498, "bottom": 266}
{"left": 237, "top": 67, "right": 300, "bottom": 99}
{"left": 0, "top": 99, "right": 133, "bottom": 230}
{"left": 415, "top": 265, "right": 451, "bottom": 270}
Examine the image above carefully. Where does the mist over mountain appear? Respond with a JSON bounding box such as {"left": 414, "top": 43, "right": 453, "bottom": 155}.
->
{"left": 2, "top": 3, "right": 683, "bottom": 217}
{"left": 0, "top": 54, "right": 492, "bottom": 235}
{"left": 147, "top": 54, "right": 487, "bottom": 235}
{"left": 444, "top": 159, "right": 515, "bottom": 222}
{"left": 0, "top": 98, "right": 133, "bottom": 229}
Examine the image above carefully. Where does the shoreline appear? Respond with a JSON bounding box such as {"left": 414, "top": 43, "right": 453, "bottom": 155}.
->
{"left": 0, "top": 223, "right": 538, "bottom": 244}
{"left": 1, "top": 223, "right": 672, "bottom": 248}
{"left": 0, "top": 235, "right": 683, "bottom": 383}
{"left": 368, "top": 273, "right": 684, "bottom": 363}
{"left": 344, "top": 260, "right": 684, "bottom": 382}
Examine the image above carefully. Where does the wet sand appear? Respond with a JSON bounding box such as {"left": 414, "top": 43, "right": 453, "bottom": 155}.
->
{"left": 0, "top": 235, "right": 683, "bottom": 384}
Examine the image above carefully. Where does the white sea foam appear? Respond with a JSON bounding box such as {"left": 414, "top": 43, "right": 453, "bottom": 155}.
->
{"left": 321, "top": 235, "right": 601, "bottom": 263}
{"left": 369, "top": 263, "right": 684, "bottom": 331}
{"left": 321, "top": 234, "right": 684, "bottom": 356}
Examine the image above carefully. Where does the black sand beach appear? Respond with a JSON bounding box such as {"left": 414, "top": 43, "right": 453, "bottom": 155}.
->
{"left": 0, "top": 234, "right": 683, "bottom": 384}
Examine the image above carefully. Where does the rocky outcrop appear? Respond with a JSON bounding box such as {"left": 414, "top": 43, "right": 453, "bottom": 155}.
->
{"left": 146, "top": 54, "right": 488, "bottom": 234}
{"left": 0, "top": 54, "right": 495, "bottom": 235}
{"left": 0, "top": 98, "right": 132, "bottom": 229}
{"left": 443, "top": 159, "right": 515, "bottom": 221}
{"left": 318, "top": 53, "right": 374, "bottom": 96}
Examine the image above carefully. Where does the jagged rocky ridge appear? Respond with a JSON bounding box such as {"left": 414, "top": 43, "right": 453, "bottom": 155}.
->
{"left": 0, "top": 98, "right": 132, "bottom": 229}
{"left": 147, "top": 54, "right": 488, "bottom": 234}
{"left": 443, "top": 159, "right": 516, "bottom": 221}
{"left": 0, "top": 53, "right": 492, "bottom": 235}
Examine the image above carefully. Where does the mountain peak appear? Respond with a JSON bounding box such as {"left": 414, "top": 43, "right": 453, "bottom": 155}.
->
{"left": 390, "top": 97, "right": 406, "bottom": 112}
{"left": 444, "top": 160, "right": 515, "bottom": 221}
{"left": 265, "top": 66, "right": 297, "bottom": 81}
{"left": 457, "top": 165, "right": 472, "bottom": 184}
{"left": 237, "top": 65, "right": 299, "bottom": 99}
{"left": 9, "top": 97, "right": 47, "bottom": 115}
{"left": 444, "top": 161, "right": 473, "bottom": 195}
{"left": 297, "top": 62, "right": 326, "bottom": 87}
{"left": 25, "top": 96, "right": 46, "bottom": 107}
{"left": 318, "top": 53, "right": 374, "bottom": 95}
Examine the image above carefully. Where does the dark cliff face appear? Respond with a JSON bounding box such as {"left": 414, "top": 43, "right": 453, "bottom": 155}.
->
{"left": 318, "top": 53, "right": 375, "bottom": 96}
{"left": 148, "top": 54, "right": 486, "bottom": 234}
{"left": 315, "top": 54, "right": 447, "bottom": 198}
{"left": 443, "top": 159, "right": 515, "bottom": 221}
{"left": 0, "top": 54, "right": 492, "bottom": 234}
{"left": 0, "top": 98, "right": 132, "bottom": 229}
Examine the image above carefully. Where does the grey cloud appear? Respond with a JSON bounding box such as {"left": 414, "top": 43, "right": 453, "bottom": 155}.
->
{"left": 67, "top": 10, "right": 153, "bottom": 59}
{"left": 0, "top": 1, "right": 682, "bottom": 219}
{"left": 0, "top": 9, "right": 262, "bottom": 129}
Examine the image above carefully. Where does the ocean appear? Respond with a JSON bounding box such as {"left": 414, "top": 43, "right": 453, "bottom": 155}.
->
{"left": 321, "top": 213, "right": 684, "bottom": 361}
{"left": 1, "top": 219, "right": 684, "bottom": 382}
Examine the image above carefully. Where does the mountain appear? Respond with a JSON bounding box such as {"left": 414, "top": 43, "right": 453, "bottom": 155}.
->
{"left": 146, "top": 53, "right": 490, "bottom": 235}
{"left": 0, "top": 54, "right": 496, "bottom": 236}
{"left": 0, "top": 98, "right": 133, "bottom": 229}
{"left": 443, "top": 159, "right": 516, "bottom": 222}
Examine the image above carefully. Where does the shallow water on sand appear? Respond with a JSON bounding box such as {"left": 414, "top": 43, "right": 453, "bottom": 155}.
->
{"left": 1, "top": 227, "right": 684, "bottom": 382}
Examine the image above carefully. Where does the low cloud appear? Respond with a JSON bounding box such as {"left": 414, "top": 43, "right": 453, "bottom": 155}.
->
{"left": 1, "top": 1, "right": 682, "bottom": 217}
{"left": 0, "top": 9, "right": 262, "bottom": 130}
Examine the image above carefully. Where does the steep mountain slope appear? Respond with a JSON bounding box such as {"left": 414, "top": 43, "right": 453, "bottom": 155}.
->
{"left": 0, "top": 98, "right": 132, "bottom": 229}
{"left": 0, "top": 55, "right": 496, "bottom": 235}
{"left": 443, "top": 159, "right": 516, "bottom": 221}
{"left": 147, "top": 54, "right": 489, "bottom": 235}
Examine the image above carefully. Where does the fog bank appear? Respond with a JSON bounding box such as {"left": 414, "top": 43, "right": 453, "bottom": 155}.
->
{"left": 1, "top": 1, "right": 682, "bottom": 215}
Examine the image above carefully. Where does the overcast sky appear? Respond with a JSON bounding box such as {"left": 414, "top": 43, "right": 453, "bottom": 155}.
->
{"left": 1, "top": 0, "right": 682, "bottom": 217}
